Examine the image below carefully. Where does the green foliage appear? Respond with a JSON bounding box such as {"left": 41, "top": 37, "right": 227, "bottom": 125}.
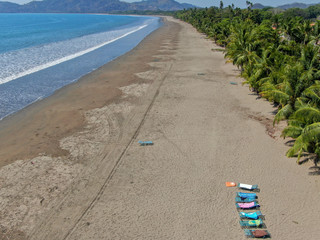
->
{"left": 283, "top": 8, "right": 307, "bottom": 19}
{"left": 175, "top": 5, "right": 320, "bottom": 163}
{"left": 284, "top": 121, "right": 320, "bottom": 163}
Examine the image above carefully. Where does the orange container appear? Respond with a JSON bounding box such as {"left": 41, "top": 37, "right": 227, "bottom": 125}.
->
{"left": 225, "top": 182, "right": 236, "bottom": 187}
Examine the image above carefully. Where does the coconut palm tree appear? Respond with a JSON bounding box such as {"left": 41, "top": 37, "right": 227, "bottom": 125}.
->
{"left": 281, "top": 81, "right": 320, "bottom": 163}
{"left": 310, "top": 21, "right": 320, "bottom": 45}
{"left": 261, "top": 43, "right": 320, "bottom": 123}
{"left": 242, "top": 46, "right": 281, "bottom": 91}
{"left": 175, "top": 5, "right": 320, "bottom": 164}
{"left": 210, "top": 18, "right": 231, "bottom": 46}
{"left": 283, "top": 112, "right": 320, "bottom": 163}
{"left": 225, "top": 20, "right": 257, "bottom": 71}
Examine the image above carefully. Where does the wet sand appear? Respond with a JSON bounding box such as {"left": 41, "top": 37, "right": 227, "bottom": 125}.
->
{"left": 0, "top": 17, "right": 319, "bottom": 240}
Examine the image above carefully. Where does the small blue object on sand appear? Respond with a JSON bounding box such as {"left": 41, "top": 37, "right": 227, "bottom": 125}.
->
{"left": 237, "top": 192, "right": 257, "bottom": 199}
{"left": 239, "top": 211, "right": 263, "bottom": 220}
{"left": 235, "top": 196, "right": 257, "bottom": 203}
{"left": 138, "top": 141, "right": 153, "bottom": 146}
{"left": 230, "top": 81, "right": 238, "bottom": 85}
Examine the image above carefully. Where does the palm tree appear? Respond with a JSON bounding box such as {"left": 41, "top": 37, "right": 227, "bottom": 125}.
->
{"left": 310, "top": 21, "right": 320, "bottom": 45}
{"left": 220, "top": 0, "right": 224, "bottom": 10}
{"left": 175, "top": 5, "right": 320, "bottom": 164}
{"left": 281, "top": 81, "right": 320, "bottom": 163}
{"left": 246, "top": 1, "right": 253, "bottom": 9}
{"left": 261, "top": 43, "right": 320, "bottom": 123}
{"left": 242, "top": 47, "right": 277, "bottom": 91}
{"left": 225, "top": 20, "right": 256, "bottom": 71}
{"left": 209, "top": 18, "right": 231, "bottom": 46}
{"left": 302, "top": 80, "right": 320, "bottom": 106}
{"left": 283, "top": 109, "right": 320, "bottom": 163}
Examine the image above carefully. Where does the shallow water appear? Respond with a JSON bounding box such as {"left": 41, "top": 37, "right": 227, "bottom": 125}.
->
{"left": 0, "top": 13, "right": 161, "bottom": 119}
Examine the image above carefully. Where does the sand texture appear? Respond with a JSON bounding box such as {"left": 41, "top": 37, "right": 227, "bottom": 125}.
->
{"left": 0, "top": 17, "right": 319, "bottom": 240}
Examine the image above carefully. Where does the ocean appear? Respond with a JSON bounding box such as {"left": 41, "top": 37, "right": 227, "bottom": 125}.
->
{"left": 0, "top": 13, "right": 161, "bottom": 119}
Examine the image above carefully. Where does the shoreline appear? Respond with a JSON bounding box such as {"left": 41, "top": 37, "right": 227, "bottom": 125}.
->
{"left": 0, "top": 14, "right": 161, "bottom": 120}
{"left": 0, "top": 17, "right": 166, "bottom": 168}
{"left": 0, "top": 16, "right": 319, "bottom": 240}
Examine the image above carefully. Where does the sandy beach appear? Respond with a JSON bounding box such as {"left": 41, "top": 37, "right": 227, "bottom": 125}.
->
{"left": 0, "top": 17, "right": 319, "bottom": 240}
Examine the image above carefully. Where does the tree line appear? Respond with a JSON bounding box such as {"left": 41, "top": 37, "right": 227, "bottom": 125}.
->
{"left": 175, "top": 2, "right": 320, "bottom": 165}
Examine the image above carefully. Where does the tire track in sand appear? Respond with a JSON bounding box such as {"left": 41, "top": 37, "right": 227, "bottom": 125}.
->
{"left": 62, "top": 62, "right": 173, "bottom": 240}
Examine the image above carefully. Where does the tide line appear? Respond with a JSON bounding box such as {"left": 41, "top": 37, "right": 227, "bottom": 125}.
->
{"left": 0, "top": 24, "right": 148, "bottom": 85}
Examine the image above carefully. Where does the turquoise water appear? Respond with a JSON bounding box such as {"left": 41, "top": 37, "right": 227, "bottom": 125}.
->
{"left": 0, "top": 14, "right": 161, "bottom": 119}
{"left": 0, "top": 14, "right": 143, "bottom": 53}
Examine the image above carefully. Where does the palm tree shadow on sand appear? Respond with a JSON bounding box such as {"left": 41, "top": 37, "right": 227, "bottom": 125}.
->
{"left": 308, "top": 157, "right": 320, "bottom": 175}
{"left": 300, "top": 156, "right": 320, "bottom": 176}
{"left": 283, "top": 142, "right": 320, "bottom": 175}
{"left": 285, "top": 140, "right": 295, "bottom": 147}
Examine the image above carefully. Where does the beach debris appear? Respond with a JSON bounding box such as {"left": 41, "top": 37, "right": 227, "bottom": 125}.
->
{"left": 225, "top": 181, "right": 236, "bottom": 187}
{"left": 235, "top": 196, "right": 258, "bottom": 203}
{"left": 230, "top": 81, "right": 238, "bottom": 85}
{"left": 239, "top": 211, "right": 263, "bottom": 220}
{"left": 197, "top": 73, "right": 206, "bottom": 75}
{"left": 237, "top": 192, "right": 257, "bottom": 199}
{"left": 228, "top": 182, "right": 269, "bottom": 238}
{"left": 244, "top": 229, "right": 271, "bottom": 238}
{"left": 238, "top": 183, "right": 259, "bottom": 191}
{"left": 138, "top": 141, "right": 153, "bottom": 146}
{"left": 236, "top": 201, "right": 260, "bottom": 210}
{"left": 48, "top": 186, "right": 58, "bottom": 193}
{"left": 240, "top": 219, "right": 264, "bottom": 228}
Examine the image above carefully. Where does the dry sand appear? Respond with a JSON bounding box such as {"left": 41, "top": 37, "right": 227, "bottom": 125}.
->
{"left": 0, "top": 17, "right": 319, "bottom": 240}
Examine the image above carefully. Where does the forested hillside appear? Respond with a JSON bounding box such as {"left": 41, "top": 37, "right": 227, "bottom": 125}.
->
{"left": 0, "top": 0, "right": 195, "bottom": 13}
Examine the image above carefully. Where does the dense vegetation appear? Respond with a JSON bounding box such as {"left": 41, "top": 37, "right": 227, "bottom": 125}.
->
{"left": 115, "top": 10, "right": 176, "bottom": 16}
{"left": 175, "top": 2, "right": 320, "bottom": 165}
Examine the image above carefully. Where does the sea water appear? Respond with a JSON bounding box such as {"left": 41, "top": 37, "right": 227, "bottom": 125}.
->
{"left": 0, "top": 13, "right": 161, "bottom": 119}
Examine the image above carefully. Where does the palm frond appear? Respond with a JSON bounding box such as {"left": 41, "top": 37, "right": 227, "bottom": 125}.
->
{"left": 269, "top": 89, "right": 290, "bottom": 106}
{"left": 294, "top": 98, "right": 306, "bottom": 109}
{"left": 274, "top": 104, "right": 293, "bottom": 124}
{"left": 286, "top": 136, "right": 306, "bottom": 163}
{"left": 281, "top": 125, "right": 303, "bottom": 138}
{"left": 302, "top": 122, "right": 320, "bottom": 142}
{"left": 257, "top": 77, "right": 271, "bottom": 89}
{"left": 293, "top": 106, "right": 320, "bottom": 124}
{"left": 302, "top": 81, "right": 320, "bottom": 105}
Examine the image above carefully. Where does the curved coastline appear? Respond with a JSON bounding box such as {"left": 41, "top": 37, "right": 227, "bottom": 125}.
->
{"left": 0, "top": 16, "right": 319, "bottom": 240}
{"left": 0, "top": 14, "right": 161, "bottom": 119}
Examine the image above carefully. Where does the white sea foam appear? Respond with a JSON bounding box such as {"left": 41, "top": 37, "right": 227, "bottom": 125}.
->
{"left": 0, "top": 23, "right": 148, "bottom": 85}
